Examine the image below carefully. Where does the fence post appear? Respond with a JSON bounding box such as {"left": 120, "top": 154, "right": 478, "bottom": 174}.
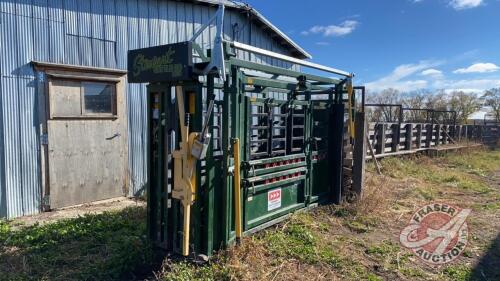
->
{"left": 376, "top": 123, "right": 386, "bottom": 154}
{"left": 353, "top": 112, "right": 366, "bottom": 198}
{"left": 405, "top": 123, "right": 413, "bottom": 151}
{"left": 426, "top": 124, "right": 433, "bottom": 148}
{"left": 391, "top": 124, "right": 400, "bottom": 152}
{"left": 435, "top": 124, "right": 441, "bottom": 147}
{"left": 416, "top": 124, "right": 422, "bottom": 149}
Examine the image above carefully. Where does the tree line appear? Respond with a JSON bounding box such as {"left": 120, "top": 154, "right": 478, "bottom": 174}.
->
{"left": 364, "top": 88, "right": 500, "bottom": 124}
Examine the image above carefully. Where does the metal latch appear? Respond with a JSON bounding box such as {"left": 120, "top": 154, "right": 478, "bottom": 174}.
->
{"left": 191, "top": 132, "right": 211, "bottom": 160}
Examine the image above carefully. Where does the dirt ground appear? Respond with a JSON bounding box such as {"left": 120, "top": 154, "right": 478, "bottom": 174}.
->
{"left": 13, "top": 197, "right": 145, "bottom": 228}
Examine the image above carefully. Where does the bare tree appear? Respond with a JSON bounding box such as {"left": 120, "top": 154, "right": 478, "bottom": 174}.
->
{"left": 482, "top": 88, "right": 500, "bottom": 122}
{"left": 425, "top": 90, "right": 448, "bottom": 110}
{"left": 366, "top": 88, "right": 484, "bottom": 124}
{"left": 449, "top": 91, "right": 481, "bottom": 123}
{"left": 401, "top": 90, "right": 429, "bottom": 122}
{"left": 366, "top": 88, "right": 402, "bottom": 122}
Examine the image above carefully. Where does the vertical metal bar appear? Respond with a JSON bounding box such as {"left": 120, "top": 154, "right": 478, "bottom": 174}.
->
{"left": 158, "top": 88, "right": 167, "bottom": 246}
{"left": 188, "top": 83, "right": 203, "bottom": 254}
{"left": 330, "top": 103, "right": 345, "bottom": 204}
{"left": 165, "top": 86, "right": 174, "bottom": 250}
{"left": 352, "top": 112, "right": 366, "bottom": 197}
{"left": 266, "top": 102, "right": 273, "bottom": 157}
{"left": 304, "top": 91, "right": 312, "bottom": 204}
{"left": 395, "top": 105, "right": 403, "bottom": 152}
{"left": 171, "top": 86, "right": 180, "bottom": 254}
{"left": 233, "top": 138, "right": 242, "bottom": 241}
{"left": 146, "top": 87, "right": 155, "bottom": 241}
{"left": 376, "top": 123, "right": 386, "bottom": 154}
{"left": 222, "top": 74, "right": 232, "bottom": 246}
{"left": 204, "top": 75, "right": 215, "bottom": 254}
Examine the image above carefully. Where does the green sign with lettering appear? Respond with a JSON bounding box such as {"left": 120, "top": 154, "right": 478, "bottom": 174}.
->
{"left": 127, "top": 42, "right": 193, "bottom": 83}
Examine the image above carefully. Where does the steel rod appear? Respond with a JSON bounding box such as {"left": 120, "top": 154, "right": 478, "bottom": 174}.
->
{"left": 227, "top": 41, "right": 352, "bottom": 77}
{"left": 233, "top": 138, "right": 242, "bottom": 241}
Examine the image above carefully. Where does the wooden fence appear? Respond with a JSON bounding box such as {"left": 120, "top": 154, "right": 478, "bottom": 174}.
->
{"left": 365, "top": 122, "right": 497, "bottom": 158}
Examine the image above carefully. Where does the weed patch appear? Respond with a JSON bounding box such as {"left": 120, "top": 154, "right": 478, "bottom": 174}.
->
{"left": 445, "top": 149, "right": 500, "bottom": 175}
{"left": 442, "top": 264, "right": 473, "bottom": 281}
{"left": 0, "top": 207, "right": 152, "bottom": 281}
{"left": 161, "top": 260, "right": 231, "bottom": 281}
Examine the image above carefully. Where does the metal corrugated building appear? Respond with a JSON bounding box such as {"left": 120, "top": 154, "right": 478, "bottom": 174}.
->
{"left": 0, "top": 0, "right": 309, "bottom": 218}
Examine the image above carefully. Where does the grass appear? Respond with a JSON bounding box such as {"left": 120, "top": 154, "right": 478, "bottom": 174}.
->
{"left": 161, "top": 260, "right": 232, "bottom": 281}
{"left": 264, "top": 213, "right": 342, "bottom": 267}
{"left": 442, "top": 264, "right": 473, "bottom": 281}
{"left": 1, "top": 148, "right": 498, "bottom": 280}
{"left": 444, "top": 149, "right": 500, "bottom": 176}
{"left": 0, "top": 207, "right": 153, "bottom": 281}
{"left": 377, "top": 154, "right": 493, "bottom": 194}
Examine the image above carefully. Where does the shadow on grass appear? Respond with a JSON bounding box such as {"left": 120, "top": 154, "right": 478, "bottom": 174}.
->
{"left": 470, "top": 232, "right": 500, "bottom": 281}
{"left": 0, "top": 206, "right": 163, "bottom": 281}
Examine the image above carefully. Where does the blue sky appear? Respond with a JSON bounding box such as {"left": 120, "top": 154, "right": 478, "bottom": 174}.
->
{"left": 244, "top": 0, "right": 500, "bottom": 93}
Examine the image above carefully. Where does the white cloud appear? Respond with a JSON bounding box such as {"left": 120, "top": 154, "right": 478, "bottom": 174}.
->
{"left": 453, "top": 63, "right": 500, "bottom": 74}
{"left": 365, "top": 60, "right": 442, "bottom": 91}
{"left": 315, "top": 42, "right": 331, "bottom": 46}
{"left": 449, "top": 0, "right": 483, "bottom": 10}
{"left": 443, "top": 88, "right": 486, "bottom": 94}
{"left": 302, "top": 20, "right": 359, "bottom": 37}
{"left": 366, "top": 60, "right": 500, "bottom": 93}
{"left": 420, "top": 68, "right": 444, "bottom": 78}
{"left": 433, "top": 79, "right": 500, "bottom": 91}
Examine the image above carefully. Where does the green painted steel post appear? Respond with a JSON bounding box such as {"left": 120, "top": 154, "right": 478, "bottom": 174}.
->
{"left": 146, "top": 85, "right": 155, "bottom": 241}
{"left": 204, "top": 74, "right": 216, "bottom": 255}
{"left": 188, "top": 82, "right": 204, "bottom": 254}
{"left": 157, "top": 87, "right": 166, "bottom": 246}
{"left": 229, "top": 67, "right": 242, "bottom": 240}
{"left": 222, "top": 72, "right": 233, "bottom": 247}
{"left": 330, "top": 103, "right": 345, "bottom": 204}
{"left": 304, "top": 91, "right": 312, "bottom": 205}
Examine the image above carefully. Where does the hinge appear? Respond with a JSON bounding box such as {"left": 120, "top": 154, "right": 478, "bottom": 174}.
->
{"left": 40, "top": 134, "right": 48, "bottom": 145}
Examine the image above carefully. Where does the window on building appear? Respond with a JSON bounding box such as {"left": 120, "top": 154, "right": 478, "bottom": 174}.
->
{"left": 49, "top": 79, "right": 117, "bottom": 118}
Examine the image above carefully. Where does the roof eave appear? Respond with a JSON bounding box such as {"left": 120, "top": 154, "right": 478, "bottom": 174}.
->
{"left": 191, "top": 0, "right": 311, "bottom": 59}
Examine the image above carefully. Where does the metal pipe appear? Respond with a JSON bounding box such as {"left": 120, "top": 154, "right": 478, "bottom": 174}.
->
{"left": 227, "top": 40, "right": 352, "bottom": 78}
{"left": 233, "top": 138, "right": 242, "bottom": 241}
{"left": 347, "top": 80, "right": 355, "bottom": 139}
{"left": 182, "top": 204, "right": 191, "bottom": 256}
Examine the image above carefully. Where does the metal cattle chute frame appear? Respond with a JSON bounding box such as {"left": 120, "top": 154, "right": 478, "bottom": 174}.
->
{"left": 127, "top": 5, "right": 358, "bottom": 258}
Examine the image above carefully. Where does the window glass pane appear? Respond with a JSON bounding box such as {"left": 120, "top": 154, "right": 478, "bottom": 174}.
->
{"left": 82, "top": 82, "right": 115, "bottom": 114}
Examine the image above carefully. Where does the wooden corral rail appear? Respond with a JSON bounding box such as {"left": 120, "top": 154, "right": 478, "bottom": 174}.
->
{"left": 349, "top": 114, "right": 498, "bottom": 198}
{"left": 365, "top": 122, "right": 498, "bottom": 158}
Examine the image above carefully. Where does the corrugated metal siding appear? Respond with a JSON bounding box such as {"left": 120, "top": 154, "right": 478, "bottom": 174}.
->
{"left": 0, "top": 0, "right": 301, "bottom": 218}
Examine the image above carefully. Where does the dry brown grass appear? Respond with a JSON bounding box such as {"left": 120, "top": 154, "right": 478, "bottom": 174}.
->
{"left": 145, "top": 149, "right": 500, "bottom": 281}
